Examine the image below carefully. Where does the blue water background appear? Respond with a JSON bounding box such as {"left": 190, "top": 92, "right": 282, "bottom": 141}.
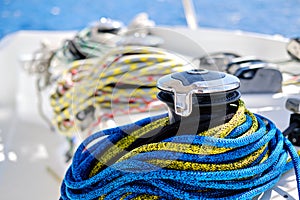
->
{"left": 1, "top": 0, "right": 300, "bottom": 39}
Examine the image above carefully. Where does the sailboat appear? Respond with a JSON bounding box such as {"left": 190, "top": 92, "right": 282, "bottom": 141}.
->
{"left": 0, "top": 1, "right": 299, "bottom": 199}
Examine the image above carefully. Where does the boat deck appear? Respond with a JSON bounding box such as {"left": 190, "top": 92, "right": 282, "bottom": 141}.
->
{"left": 0, "top": 29, "right": 299, "bottom": 199}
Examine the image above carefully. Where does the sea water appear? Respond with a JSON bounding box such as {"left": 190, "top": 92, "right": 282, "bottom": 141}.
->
{"left": 0, "top": 0, "right": 299, "bottom": 39}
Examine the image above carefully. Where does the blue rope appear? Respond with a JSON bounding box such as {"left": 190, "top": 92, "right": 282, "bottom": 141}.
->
{"left": 60, "top": 113, "right": 300, "bottom": 200}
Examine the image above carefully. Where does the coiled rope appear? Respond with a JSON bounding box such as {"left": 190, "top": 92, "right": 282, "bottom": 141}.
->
{"left": 50, "top": 26, "right": 117, "bottom": 67}
{"left": 50, "top": 46, "right": 189, "bottom": 136}
{"left": 60, "top": 100, "right": 300, "bottom": 199}
{"left": 48, "top": 13, "right": 159, "bottom": 78}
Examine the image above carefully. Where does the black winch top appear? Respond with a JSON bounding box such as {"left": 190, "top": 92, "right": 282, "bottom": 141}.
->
{"left": 157, "top": 69, "right": 241, "bottom": 117}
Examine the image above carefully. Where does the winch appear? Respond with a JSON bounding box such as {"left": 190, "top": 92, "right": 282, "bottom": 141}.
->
{"left": 157, "top": 68, "right": 240, "bottom": 133}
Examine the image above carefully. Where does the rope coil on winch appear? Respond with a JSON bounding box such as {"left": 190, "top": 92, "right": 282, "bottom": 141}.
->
{"left": 50, "top": 46, "right": 189, "bottom": 136}
{"left": 60, "top": 100, "right": 300, "bottom": 199}
{"left": 48, "top": 13, "right": 161, "bottom": 78}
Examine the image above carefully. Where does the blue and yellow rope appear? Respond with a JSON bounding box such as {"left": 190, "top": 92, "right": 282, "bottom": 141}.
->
{"left": 60, "top": 100, "right": 300, "bottom": 199}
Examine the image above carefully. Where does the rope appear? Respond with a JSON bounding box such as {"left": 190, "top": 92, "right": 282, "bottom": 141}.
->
{"left": 48, "top": 13, "right": 159, "bottom": 78}
{"left": 51, "top": 27, "right": 116, "bottom": 65}
{"left": 60, "top": 100, "right": 300, "bottom": 199}
{"left": 50, "top": 46, "right": 190, "bottom": 136}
